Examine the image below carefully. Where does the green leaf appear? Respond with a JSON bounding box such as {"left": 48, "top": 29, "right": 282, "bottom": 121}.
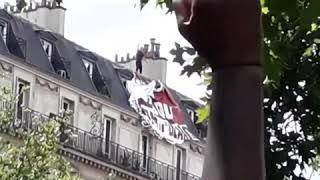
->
{"left": 262, "top": 7, "right": 270, "bottom": 14}
{"left": 303, "top": 46, "right": 313, "bottom": 57}
{"left": 314, "top": 38, "right": 320, "bottom": 44}
{"left": 265, "top": 0, "right": 297, "bottom": 16}
{"left": 311, "top": 23, "right": 318, "bottom": 32}
{"left": 301, "top": 0, "right": 320, "bottom": 29}
{"left": 263, "top": 47, "right": 282, "bottom": 83}
{"left": 184, "top": 47, "right": 196, "bottom": 55}
{"left": 196, "top": 105, "right": 210, "bottom": 124}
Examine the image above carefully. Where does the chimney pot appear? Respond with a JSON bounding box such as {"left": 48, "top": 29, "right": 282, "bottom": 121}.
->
{"left": 41, "top": 0, "right": 47, "bottom": 6}
{"left": 115, "top": 54, "right": 118, "bottom": 62}
{"left": 150, "top": 38, "right": 155, "bottom": 54}
{"left": 144, "top": 44, "right": 149, "bottom": 53}
{"left": 14, "top": 0, "right": 66, "bottom": 35}
{"left": 27, "top": 3, "right": 33, "bottom": 11}
{"left": 4, "top": 3, "right": 9, "bottom": 11}
{"left": 121, "top": 57, "right": 124, "bottom": 62}
{"left": 155, "top": 43, "right": 160, "bottom": 58}
{"left": 150, "top": 38, "right": 155, "bottom": 44}
{"left": 10, "top": 6, "right": 15, "bottom": 12}
{"left": 126, "top": 53, "right": 130, "bottom": 60}
{"left": 52, "top": 1, "right": 57, "bottom": 8}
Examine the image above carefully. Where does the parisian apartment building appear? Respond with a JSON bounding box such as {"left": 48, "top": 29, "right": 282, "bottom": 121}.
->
{"left": 0, "top": 1, "right": 207, "bottom": 180}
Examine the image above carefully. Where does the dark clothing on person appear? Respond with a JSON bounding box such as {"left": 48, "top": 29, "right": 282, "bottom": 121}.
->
{"left": 136, "top": 50, "right": 144, "bottom": 74}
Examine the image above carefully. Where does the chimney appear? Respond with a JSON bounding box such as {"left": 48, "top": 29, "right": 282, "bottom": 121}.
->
{"left": 126, "top": 53, "right": 130, "bottom": 61}
{"left": 150, "top": 38, "right": 155, "bottom": 54}
{"left": 155, "top": 43, "right": 160, "bottom": 58}
{"left": 143, "top": 44, "right": 149, "bottom": 54}
{"left": 115, "top": 54, "right": 118, "bottom": 62}
{"left": 12, "top": 0, "right": 66, "bottom": 35}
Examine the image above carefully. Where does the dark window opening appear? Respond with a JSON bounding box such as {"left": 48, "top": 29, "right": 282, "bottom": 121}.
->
{"left": 105, "top": 117, "right": 112, "bottom": 155}
{"left": 176, "top": 149, "right": 182, "bottom": 180}
{"left": 39, "top": 37, "right": 70, "bottom": 79}
{"left": 61, "top": 97, "right": 74, "bottom": 112}
{"left": 40, "top": 38, "right": 53, "bottom": 61}
{"left": 6, "top": 25, "right": 25, "bottom": 59}
{"left": 60, "top": 97, "right": 74, "bottom": 125}
{"left": 16, "top": 79, "right": 30, "bottom": 120}
{"left": 0, "top": 22, "right": 8, "bottom": 43}
{"left": 187, "top": 109, "right": 195, "bottom": 123}
{"left": 82, "top": 57, "right": 110, "bottom": 97}
{"left": 83, "top": 59, "right": 93, "bottom": 78}
{"left": 142, "top": 135, "right": 148, "bottom": 169}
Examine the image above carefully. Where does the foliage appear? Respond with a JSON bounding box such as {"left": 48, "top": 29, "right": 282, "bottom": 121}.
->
{"left": 0, "top": 86, "right": 17, "bottom": 131}
{"left": 138, "top": 0, "right": 320, "bottom": 179}
{"left": 261, "top": 1, "right": 320, "bottom": 179}
{"left": 0, "top": 87, "right": 79, "bottom": 180}
{"left": 195, "top": 104, "right": 209, "bottom": 124}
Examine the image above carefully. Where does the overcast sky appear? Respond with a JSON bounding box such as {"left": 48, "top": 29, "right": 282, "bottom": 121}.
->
{"left": 62, "top": 0, "right": 207, "bottom": 102}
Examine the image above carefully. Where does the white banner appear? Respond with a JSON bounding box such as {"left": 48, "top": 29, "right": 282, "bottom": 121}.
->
{"left": 126, "top": 77, "right": 199, "bottom": 144}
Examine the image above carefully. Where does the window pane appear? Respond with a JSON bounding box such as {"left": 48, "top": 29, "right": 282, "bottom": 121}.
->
{"left": 40, "top": 39, "right": 52, "bottom": 60}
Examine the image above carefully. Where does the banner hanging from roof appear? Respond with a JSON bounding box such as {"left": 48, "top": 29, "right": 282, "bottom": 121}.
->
{"left": 126, "top": 76, "right": 199, "bottom": 144}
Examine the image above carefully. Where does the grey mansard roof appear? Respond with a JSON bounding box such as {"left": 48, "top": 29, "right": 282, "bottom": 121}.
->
{"left": 0, "top": 9, "right": 202, "bottom": 139}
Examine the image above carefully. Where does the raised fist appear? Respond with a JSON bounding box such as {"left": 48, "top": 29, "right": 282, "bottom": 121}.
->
{"left": 174, "top": 0, "right": 262, "bottom": 68}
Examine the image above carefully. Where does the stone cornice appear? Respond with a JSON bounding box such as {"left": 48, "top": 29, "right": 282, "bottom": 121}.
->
{"left": 189, "top": 142, "right": 204, "bottom": 155}
{"left": 35, "top": 77, "right": 59, "bottom": 92}
{"left": 0, "top": 61, "right": 13, "bottom": 73}
{"left": 79, "top": 96, "right": 102, "bottom": 110}
{"left": 120, "top": 114, "right": 140, "bottom": 127}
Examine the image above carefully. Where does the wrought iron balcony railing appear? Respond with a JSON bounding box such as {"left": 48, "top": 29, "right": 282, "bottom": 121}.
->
{"left": 0, "top": 102, "right": 200, "bottom": 180}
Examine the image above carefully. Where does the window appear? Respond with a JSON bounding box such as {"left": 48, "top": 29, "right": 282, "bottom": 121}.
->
{"left": 16, "top": 79, "right": 30, "bottom": 121}
{"left": 40, "top": 38, "right": 53, "bottom": 61}
{"left": 176, "top": 149, "right": 182, "bottom": 180}
{"left": 82, "top": 59, "right": 93, "bottom": 79}
{"left": 187, "top": 108, "right": 195, "bottom": 123}
{"left": 104, "top": 116, "right": 113, "bottom": 155}
{"left": 176, "top": 148, "right": 186, "bottom": 180}
{"left": 61, "top": 97, "right": 74, "bottom": 112}
{"left": 0, "top": 22, "right": 7, "bottom": 43}
{"left": 142, "top": 135, "right": 149, "bottom": 170}
{"left": 60, "top": 97, "right": 74, "bottom": 124}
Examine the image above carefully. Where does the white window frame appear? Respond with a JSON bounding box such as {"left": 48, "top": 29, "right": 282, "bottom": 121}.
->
{"left": 176, "top": 147, "right": 184, "bottom": 180}
{"left": 187, "top": 108, "right": 195, "bottom": 123}
{"left": 40, "top": 38, "right": 53, "bottom": 61}
{"left": 61, "top": 97, "right": 74, "bottom": 112}
{"left": 15, "top": 79, "right": 30, "bottom": 122}
{"left": 104, "top": 116, "right": 113, "bottom": 156}
{"left": 0, "top": 22, "right": 7, "bottom": 43}
{"left": 82, "top": 59, "right": 93, "bottom": 79}
{"left": 60, "top": 97, "right": 74, "bottom": 125}
{"left": 16, "top": 79, "right": 30, "bottom": 107}
{"left": 141, "top": 134, "right": 149, "bottom": 170}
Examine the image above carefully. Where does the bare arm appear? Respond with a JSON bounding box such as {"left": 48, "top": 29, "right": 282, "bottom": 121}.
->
{"left": 203, "top": 66, "right": 264, "bottom": 180}
{"left": 174, "top": 0, "right": 265, "bottom": 179}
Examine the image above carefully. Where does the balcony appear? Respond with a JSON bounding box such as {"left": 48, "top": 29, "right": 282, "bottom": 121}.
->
{"left": 0, "top": 101, "right": 200, "bottom": 180}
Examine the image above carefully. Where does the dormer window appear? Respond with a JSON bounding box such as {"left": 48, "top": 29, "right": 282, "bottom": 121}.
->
{"left": 82, "top": 59, "right": 93, "bottom": 79}
{"left": 0, "top": 22, "right": 7, "bottom": 43}
{"left": 187, "top": 108, "right": 195, "bottom": 123}
{"left": 40, "top": 38, "right": 53, "bottom": 61}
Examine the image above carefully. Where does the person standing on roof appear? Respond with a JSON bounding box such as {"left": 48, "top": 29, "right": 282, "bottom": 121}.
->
{"left": 136, "top": 47, "right": 144, "bottom": 74}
